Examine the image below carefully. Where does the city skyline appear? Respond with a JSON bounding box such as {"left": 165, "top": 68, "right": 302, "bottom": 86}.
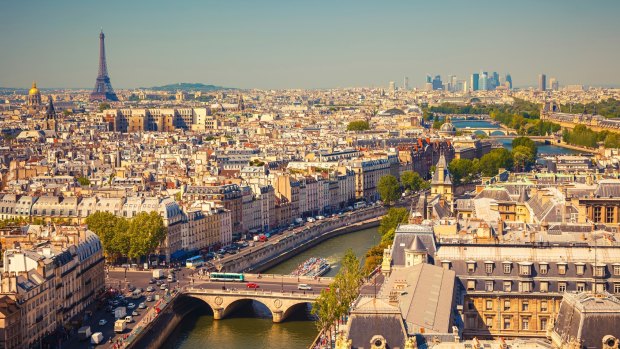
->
{"left": 1, "top": 0, "right": 619, "bottom": 89}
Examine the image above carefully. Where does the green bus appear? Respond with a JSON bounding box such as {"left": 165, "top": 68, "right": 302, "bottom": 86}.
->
{"left": 210, "top": 272, "right": 244, "bottom": 282}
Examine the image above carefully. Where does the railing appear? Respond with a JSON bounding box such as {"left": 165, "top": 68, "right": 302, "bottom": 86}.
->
{"left": 184, "top": 287, "right": 318, "bottom": 299}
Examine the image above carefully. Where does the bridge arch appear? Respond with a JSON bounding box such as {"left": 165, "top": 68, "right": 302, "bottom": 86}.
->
{"left": 490, "top": 130, "right": 506, "bottom": 136}
{"left": 473, "top": 130, "right": 487, "bottom": 136}
{"left": 223, "top": 297, "right": 274, "bottom": 320}
{"left": 280, "top": 301, "right": 315, "bottom": 322}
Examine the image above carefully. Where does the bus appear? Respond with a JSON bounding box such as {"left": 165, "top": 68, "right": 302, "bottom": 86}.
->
{"left": 185, "top": 256, "right": 205, "bottom": 269}
{"left": 209, "top": 272, "right": 245, "bottom": 282}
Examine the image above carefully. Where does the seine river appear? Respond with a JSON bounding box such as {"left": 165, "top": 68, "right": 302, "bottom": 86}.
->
{"left": 163, "top": 226, "right": 380, "bottom": 349}
{"left": 451, "top": 119, "right": 579, "bottom": 156}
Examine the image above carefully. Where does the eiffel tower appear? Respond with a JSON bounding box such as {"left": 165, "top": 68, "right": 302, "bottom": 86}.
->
{"left": 90, "top": 30, "right": 118, "bottom": 102}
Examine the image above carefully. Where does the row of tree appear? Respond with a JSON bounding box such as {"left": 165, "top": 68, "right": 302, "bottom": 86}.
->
{"left": 377, "top": 172, "right": 429, "bottom": 205}
{"left": 346, "top": 120, "right": 370, "bottom": 131}
{"left": 312, "top": 249, "right": 364, "bottom": 347}
{"left": 361, "top": 207, "right": 409, "bottom": 274}
{"left": 562, "top": 124, "right": 620, "bottom": 149}
{"left": 448, "top": 137, "right": 539, "bottom": 182}
{"left": 560, "top": 98, "right": 620, "bottom": 119}
{"left": 85, "top": 211, "right": 167, "bottom": 262}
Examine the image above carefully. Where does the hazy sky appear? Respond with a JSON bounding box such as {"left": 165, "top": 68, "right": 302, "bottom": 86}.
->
{"left": 1, "top": 0, "right": 619, "bottom": 89}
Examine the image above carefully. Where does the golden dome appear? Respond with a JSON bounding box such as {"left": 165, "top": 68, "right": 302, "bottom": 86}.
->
{"left": 28, "top": 81, "right": 40, "bottom": 96}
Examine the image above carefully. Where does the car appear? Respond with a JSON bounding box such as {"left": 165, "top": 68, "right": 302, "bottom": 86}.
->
{"left": 246, "top": 282, "right": 259, "bottom": 289}
{"left": 146, "top": 286, "right": 155, "bottom": 292}
{"left": 146, "top": 296, "right": 153, "bottom": 302}
{"left": 98, "top": 319, "right": 107, "bottom": 326}
{"left": 132, "top": 311, "right": 139, "bottom": 316}
{"left": 138, "top": 303, "right": 146, "bottom": 309}
{"left": 297, "top": 284, "right": 312, "bottom": 290}
{"left": 148, "top": 279, "right": 155, "bottom": 284}
{"left": 127, "top": 303, "right": 136, "bottom": 309}
{"left": 160, "top": 284, "right": 167, "bottom": 290}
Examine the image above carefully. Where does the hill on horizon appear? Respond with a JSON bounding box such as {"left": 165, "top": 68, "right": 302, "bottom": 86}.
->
{"left": 144, "top": 82, "right": 233, "bottom": 92}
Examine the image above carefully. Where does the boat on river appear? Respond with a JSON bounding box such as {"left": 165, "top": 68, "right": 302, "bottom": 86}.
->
{"left": 290, "top": 257, "right": 331, "bottom": 277}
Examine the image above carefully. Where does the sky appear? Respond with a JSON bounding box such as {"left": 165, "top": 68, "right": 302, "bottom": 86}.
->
{"left": 1, "top": 0, "right": 619, "bottom": 90}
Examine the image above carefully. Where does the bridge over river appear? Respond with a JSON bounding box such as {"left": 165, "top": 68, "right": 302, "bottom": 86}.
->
{"left": 183, "top": 273, "right": 333, "bottom": 322}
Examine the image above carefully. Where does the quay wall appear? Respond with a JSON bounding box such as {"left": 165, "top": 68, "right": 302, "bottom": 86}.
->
{"left": 126, "top": 207, "right": 386, "bottom": 349}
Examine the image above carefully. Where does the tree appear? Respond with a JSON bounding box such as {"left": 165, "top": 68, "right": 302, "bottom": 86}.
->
{"left": 512, "top": 137, "right": 538, "bottom": 157}
{"left": 334, "top": 249, "right": 363, "bottom": 309}
{"left": 378, "top": 207, "right": 409, "bottom": 238}
{"left": 98, "top": 102, "right": 111, "bottom": 112}
{"left": 311, "top": 288, "right": 340, "bottom": 347}
{"left": 363, "top": 242, "right": 388, "bottom": 274}
{"left": 478, "top": 148, "right": 513, "bottom": 177}
{"left": 512, "top": 145, "right": 536, "bottom": 172}
{"left": 126, "top": 212, "right": 166, "bottom": 261}
{"left": 86, "top": 212, "right": 127, "bottom": 260}
{"left": 377, "top": 175, "right": 401, "bottom": 205}
{"left": 346, "top": 120, "right": 370, "bottom": 131}
{"left": 77, "top": 176, "right": 91, "bottom": 186}
{"left": 448, "top": 159, "right": 477, "bottom": 185}
{"left": 400, "top": 171, "right": 427, "bottom": 192}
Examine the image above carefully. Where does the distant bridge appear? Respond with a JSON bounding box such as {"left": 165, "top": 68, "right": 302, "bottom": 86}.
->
{"left": 182, "top": 273, "right": 334, "bottom": 322}
{"left": 460, "top": 127, "right": 519, "bottom": 136}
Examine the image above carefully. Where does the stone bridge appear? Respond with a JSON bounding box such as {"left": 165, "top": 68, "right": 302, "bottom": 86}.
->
{"left": 460, "top": 127, "right": 519, "bottom": 136}
{"left": 182, "top": 286, "right": 323, "bottom": 322}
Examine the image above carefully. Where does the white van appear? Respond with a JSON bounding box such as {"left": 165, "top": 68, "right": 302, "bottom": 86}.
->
{"left": 125, "top": 315, "right": 133, "bottom": 323}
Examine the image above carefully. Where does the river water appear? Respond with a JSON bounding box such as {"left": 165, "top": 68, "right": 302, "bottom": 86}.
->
{"left": 452, "top": 119, "right": 579, "bottom": 156}
{"left": 164, "top": 226, "right": 380, "bottom": 349}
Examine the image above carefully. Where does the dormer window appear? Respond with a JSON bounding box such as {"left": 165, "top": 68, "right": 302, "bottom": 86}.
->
{"left": 576, "top": 263, "right": 585, "bottom": 275}
{"left": 519, "top": 263, "right": 532, "bottom": 276}
{"left": 467, "top": 261, "right": 476, "bottom": 273}
{"left": 485, "top": 262, "right": 494, "bottom": 274}
{"left": 594, "top": 265, "right": 606, "bottom": 277}
{"left": 558, "top": 263, "right": 567, "bottom": 275}
{"left": 503, "top": 262, "right": 512, "bottom": 274}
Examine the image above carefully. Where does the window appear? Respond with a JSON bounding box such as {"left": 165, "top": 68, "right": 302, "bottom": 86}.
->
{"left": 576, "top": 264, "right": 585, "bottom": 275}
{"left": 540, "top": 264, "right": 548, "bottom": 275}
{"left": 467, "top": 280, "right": 476, "bottom": 291}
{"left": 503, "top": 263, "right": 512, "bottom": 274}
{"left": 519, "top": 281, "right": 532, "bottom": 293}
{"left": 522, "top": 301, "right": 529, "bottom": 311}
{"left": 577, "top": 283, "right": 586, "bottom": 292}
{"left": 558, "top": 264, "right": 567, "bottom": 275}
{"left": 504, "top": 300, "right": 511, "bottom": 311}
{"left": 595, "top": 283, "right": 606, "bottom": 293}
{"left": 485, "top": 281, "right": 494, "bottom": 292}
{"left": 468, "top": 301, "right": 474, "bottom": 310}
{"left": 558, "top": 282, "right": 567, "bottom": 292}
{"left": 519, "top": 264, "right": 531, "bottom": 276}
{"left": 614, "top": 284, "right": 620, "bottom": 294}
{"left": 522, "top": 318, "right": 530, "bottom": 330}
{"left": 540, "top": 318, "right": 548, "bottom": 331}
{"left": 503, "top": 281, "right": 512, "bottom": 292}
{"left": 486, "top": 300, "right": 493, "bottom": 310}
{"left": 485, "top": 263, "right": 494, "bottom": 274}
{"left": 541, "top": 301, "right": 548, "bottom": 312}
{"left": 614, "top": 265, "right": 620, "bottom": 276}
{"left": 442, "top": 261, "right": 451, "bottom": 270}
{"left": 540, "top": 281, "right": 549, "bottom": 293}
{"left": 503, "top": 317, "right": 511, "bottom": 330}
{"left": 595, "top": 266, "right": 605, "bottom": 277}
{"left": 485, "top": 317, "right": 493, "bottom": 328}
{"left": 594, "top": 206, "right": 602, "bottom": 223}
{"left": 606, "top": 206, "right": 615, "bottom": 223}
{"left": 467, "top": 262, "right": 476, "bottom": 273}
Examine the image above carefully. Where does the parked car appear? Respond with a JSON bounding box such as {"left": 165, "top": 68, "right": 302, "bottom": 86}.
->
{"left": 146, "top": 296, "right": 153, "bottom": 302}
{"left": 146, "top": 286, "right": 155, "bottom": 292}
{"left": 132, "top": 311, "right": 139, "bottom": 316}
{"left": 160, "top": 283, "right": 167, "bottom": 290}
{"left": 246, "top": 282, "right": 259, "bottom": 289}
{"left": 127, "top": 303, "right": 135, "bottom": 309}
{"left": 98, "top": 319, "right": 107, "bottom": 326}
{"left": 138, "top": 302, "right": 146, "bottom": 309}
{"left": 297, "top": 284, "right": 312, "bottom": 290}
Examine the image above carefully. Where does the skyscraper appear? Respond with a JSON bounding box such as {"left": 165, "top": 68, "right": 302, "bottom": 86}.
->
{"left": 538, "top": 74, "right": 547, "bottom": 91}
{"left": 432, "top": 75, "right": 443, "bottom": 90}
{"left": 505, "top": 74, "right": 513, "bottom": 89}
{"left": 471, "top": 73, "right": 479, "bottom": 91}
{"left": 426, "top": 75, "right": 432, "bottom": 84}
{"left": 479, "top": 72, "right": 488, "bottom": 91}
{"left": 90, "top": 30, "right": 118, "bottom": 102}
{"left": 388, "top": 81, "right": 396, "bottom": 96}
{"left": 403, "top": 76, "right": 409, "bottom": 91}
{"left": 549, "top": 77, "right": 559, "bottom": 91}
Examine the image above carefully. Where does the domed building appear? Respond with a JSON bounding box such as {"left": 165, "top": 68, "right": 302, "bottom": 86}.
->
{"left": 438, "top": 115, "right": 456, "bottom": 136}
{"left": 26, "top": 81, "right": 42, "bottom": 108}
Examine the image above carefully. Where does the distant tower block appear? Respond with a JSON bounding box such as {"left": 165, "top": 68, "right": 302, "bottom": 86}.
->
{"left": 90, "top": 30, "right": 118, "bottom": 102}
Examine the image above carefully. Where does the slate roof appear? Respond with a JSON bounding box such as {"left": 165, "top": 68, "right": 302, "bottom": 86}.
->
{"left": 347, "top": 297, "right": 407, "bottom": 349}
{"left": 594, "top": 180, "right": 620, "bottom": 198}
{"left": 391, "top": 225, "right": 436, "bottom": 266}
{"left": 553, "top": 292, "right": 620, "bottom": 349}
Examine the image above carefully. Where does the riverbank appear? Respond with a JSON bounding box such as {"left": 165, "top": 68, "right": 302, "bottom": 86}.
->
{"left": 126, "top": 210, "right": 385, "bottom": 349}
{"left": 553, "top": 141, "right": 599, "bottom": 154}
